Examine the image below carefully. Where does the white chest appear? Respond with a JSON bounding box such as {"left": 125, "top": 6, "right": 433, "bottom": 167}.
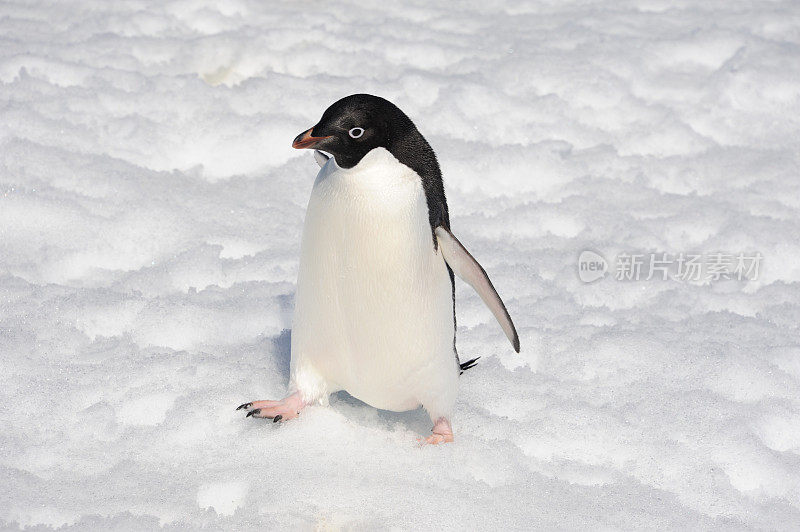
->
{"left": 304, "top": 148, "right": 434, "bottom": 278}
{"left": 290, "top": 148, "right": 456, "bottom": 410}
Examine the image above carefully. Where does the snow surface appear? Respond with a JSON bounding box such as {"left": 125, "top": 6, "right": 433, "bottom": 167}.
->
{"left": 1, "top": 0, "right": 800, "bottom": 529}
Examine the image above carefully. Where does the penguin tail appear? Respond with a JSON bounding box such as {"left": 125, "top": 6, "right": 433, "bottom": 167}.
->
{"left": 459, "top": 356, "right": 480, "bottom": 374}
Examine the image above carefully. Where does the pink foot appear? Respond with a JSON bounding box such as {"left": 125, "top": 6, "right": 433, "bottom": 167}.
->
{"left": 418, "top": 417, "right": 454, "bottom": 445}
{"left": 236, "top": 392, "right": 305, "bottom": 423}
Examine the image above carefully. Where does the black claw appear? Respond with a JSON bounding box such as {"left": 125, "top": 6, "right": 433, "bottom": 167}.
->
{"left": 246, "top": 408, "right": 261, "bottom": 418}
{"left": 273, "top": 415, "right": 282, "bottom": 423}
{"left": 236, "top": 402, "right": 252, "bottom": 411}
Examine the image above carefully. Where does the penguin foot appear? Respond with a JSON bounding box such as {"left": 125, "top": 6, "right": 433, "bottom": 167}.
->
{"left": 418, "top": 417, "right": 454, "bottom": 445}
{"left": 238, "top": 392, "right": 305, "bottom": 422}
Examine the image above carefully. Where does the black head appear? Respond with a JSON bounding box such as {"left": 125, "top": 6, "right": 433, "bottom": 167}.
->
{"left": 293, "top": 93, "right": 451, "bottom": 239}
{"left": 292, "top": 94, "right": 416, "bottom": 169}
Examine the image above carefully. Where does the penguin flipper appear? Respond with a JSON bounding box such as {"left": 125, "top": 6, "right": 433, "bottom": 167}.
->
{"left": 435, "top": 226, "right": 520, "bottom": 353}
{"left": 313, "top": 150, "right": 330, "bottom": 168}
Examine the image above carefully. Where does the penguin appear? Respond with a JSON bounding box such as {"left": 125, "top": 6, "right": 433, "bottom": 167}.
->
{"left": 238, "top": 94, "right": 519, "bottom": 444}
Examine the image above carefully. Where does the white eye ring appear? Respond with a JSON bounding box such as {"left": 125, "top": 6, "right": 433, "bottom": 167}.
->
{"left": 348, "top": 127, "right": 364, "bottom": 139}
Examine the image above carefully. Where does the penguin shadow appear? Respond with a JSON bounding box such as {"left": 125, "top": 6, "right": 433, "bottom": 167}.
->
{"left": 329, "top": 391, "right": 432, "bottom": 436}
{"left": 269, "top": 328, "right": 292, "bottom": 379}
{"left": 275, "top": 293, "right": 294, "bottom": 336}
{"left": 269, "top": 329, "right": 431, "bottom": 435}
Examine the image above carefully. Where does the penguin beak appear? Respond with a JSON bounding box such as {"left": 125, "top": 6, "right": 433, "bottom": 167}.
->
{"left": 292, "top": 127, "right": 333, "bottom": 149}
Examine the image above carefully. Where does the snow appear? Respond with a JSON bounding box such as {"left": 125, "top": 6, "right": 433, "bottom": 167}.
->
{"left": 1, "top": 0, "right": 800, "bottom": 529}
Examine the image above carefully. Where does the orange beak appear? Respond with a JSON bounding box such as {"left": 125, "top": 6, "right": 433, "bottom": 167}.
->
{"left": 292, "top": 128, "right": 333, "bottom": 149}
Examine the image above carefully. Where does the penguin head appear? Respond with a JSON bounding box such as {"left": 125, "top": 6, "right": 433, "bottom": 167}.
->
{"left": 292, "top": 94, "right": 414, "bottom": 169}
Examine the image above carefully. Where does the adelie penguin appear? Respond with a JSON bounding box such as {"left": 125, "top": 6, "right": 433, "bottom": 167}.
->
{"left": 238, "top": 94, "right": 519, "bottom": 444}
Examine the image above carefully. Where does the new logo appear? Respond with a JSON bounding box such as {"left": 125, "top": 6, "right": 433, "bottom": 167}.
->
{"left": 578, "top": 250, "right": 607, "bottom": 283}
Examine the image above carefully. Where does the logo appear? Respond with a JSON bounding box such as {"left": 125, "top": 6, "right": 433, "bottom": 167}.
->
{"left": 578, "top": 250, "right": 607, "bottom": 283}
{"left": 576, "top": 250, "right": 762, "bottom": 284}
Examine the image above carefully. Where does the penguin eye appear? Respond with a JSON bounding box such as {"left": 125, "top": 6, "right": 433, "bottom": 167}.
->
{"left": 348, "top": 127, "right": 364, "bottom": 139}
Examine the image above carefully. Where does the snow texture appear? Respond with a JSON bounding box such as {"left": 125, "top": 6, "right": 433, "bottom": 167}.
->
{"left": 1, "top": 0, "right": 800, "bottom": 529}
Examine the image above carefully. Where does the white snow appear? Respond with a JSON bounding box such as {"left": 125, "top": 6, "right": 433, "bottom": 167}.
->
{"left": 1, "top": 0, "right": 800, "bottom": 529}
